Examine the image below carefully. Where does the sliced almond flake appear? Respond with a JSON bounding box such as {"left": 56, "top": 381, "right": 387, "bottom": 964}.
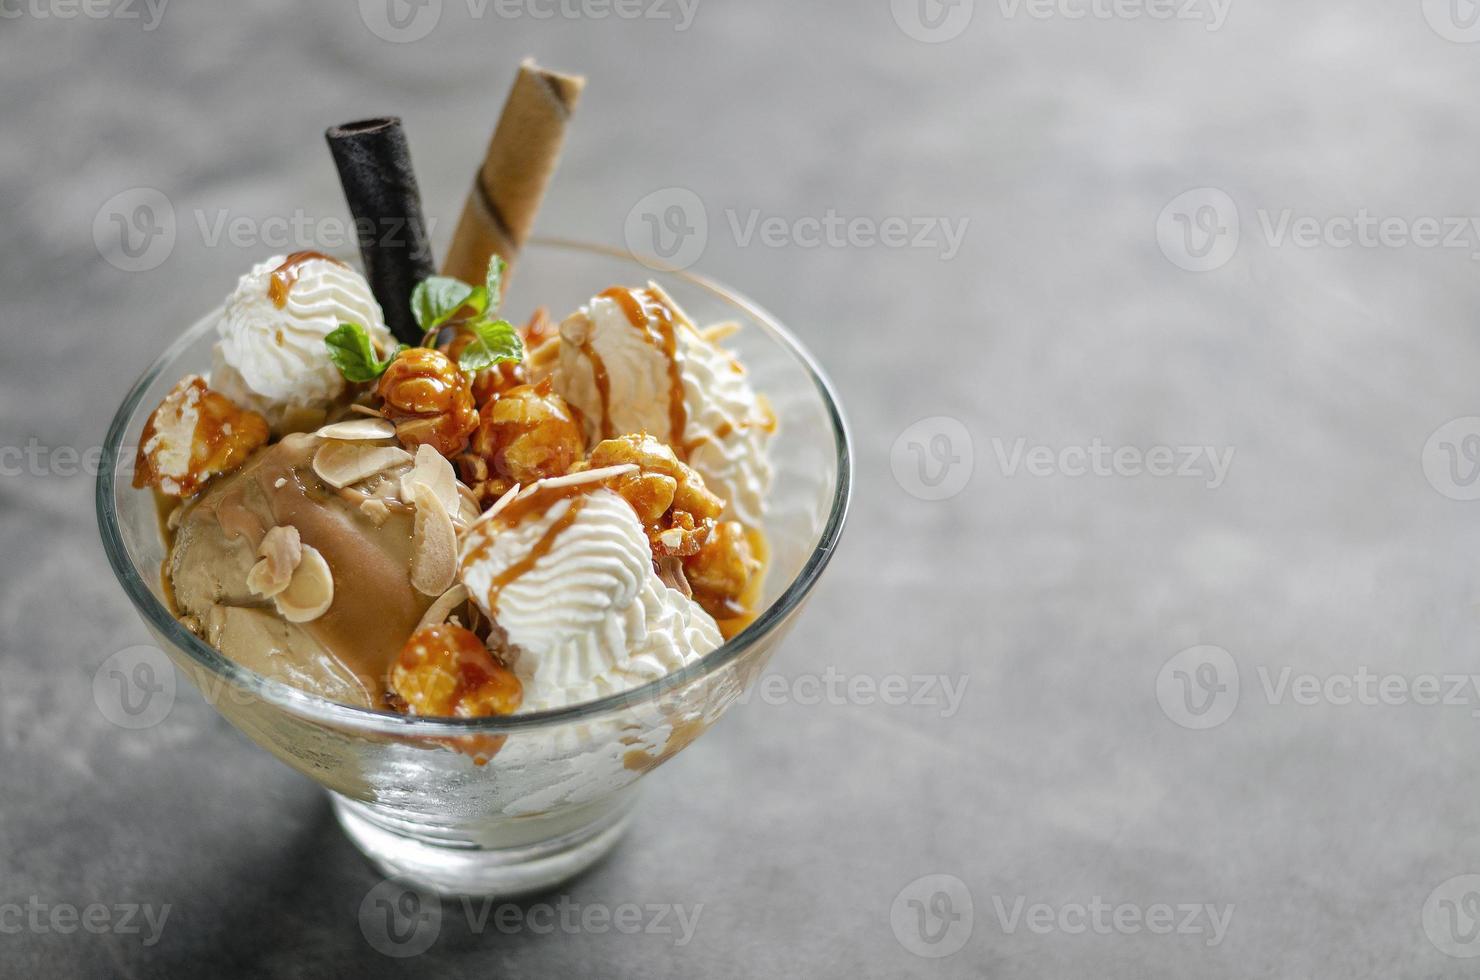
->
{"left": 455, "top": 483, "right": 481, "bottom": 524}
{"left": 484, "top": 482, "right": 522, "bottom": 520}
{"left": 414, "top": 584, "right": 470, "bottom": 632}
{"left": 312, "top": 441, "right": 412, "bottom": 489}
{"left": 410, "top": 483, "right": 457, "bottom": 596}
{"left": 401, "top": 444, "right": 460, "bottom": 514}
{"left": 316, "top": 418, "right": 397, "bottom": 441}
{"left": 275, "top": 544, "right": 334, "bottom": 623}
{"left": 516, "top": 464, "right": 636, "bottom": 497}
{"left": 348, "top": 404, "right": 387, "bottom": 418}
{"left": 700, "top": 320, "right": 742, "bottom": 344}
{"left": 246, "top": 525, "right": 303, "bottom": 598}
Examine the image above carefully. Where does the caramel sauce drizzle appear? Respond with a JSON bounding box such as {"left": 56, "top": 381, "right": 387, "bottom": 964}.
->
{"left": 475, "top": 482, "right": 596, "bottom": 613}
{"left": 268, "top": 251, "right": 343, "bottom": 309}
{"left": 599, "top": 287, "right": 688, "bottom": 457}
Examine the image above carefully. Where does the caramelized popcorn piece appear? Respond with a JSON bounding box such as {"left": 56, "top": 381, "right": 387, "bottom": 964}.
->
{"left": 376, "top": 348, "right": 479, "bottom": 457}
{"left": 588, "top": 433, "right": 726, "bottom": 558}
{"left": 590, "top": 433, "right": 723, "bottom": 521}
{"left": 133, "top": 375, "right": 269, "bottom": 497}
{"left": 684, "top": 520, "right": 762, "bottom": 619}
{"left": 464, "top": 380, "right": 585, "bottom": 503}
{"left": 474, "top": 361, "right": 528, "bottom": 406}
{"left": 390, "top": 624, "right": 523, "bottom": 719}
{"left": 613, "top": 471, "right": 677, "bottom": 526}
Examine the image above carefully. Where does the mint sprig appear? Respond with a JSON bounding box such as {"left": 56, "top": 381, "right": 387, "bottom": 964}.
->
{"left": 411, "top": 276, "right": 488, "bottom": 337}
{"left": 325, "top": 323, "right": 402, "bottom": 382}
{"left": 458, "top": 318, "right": 521, "bottom": 374}
{"left": 328, "top": 255, "right": 521, "bottom": 383}
{"left": 434, "top": 255, "right": 523, "bottom": 373}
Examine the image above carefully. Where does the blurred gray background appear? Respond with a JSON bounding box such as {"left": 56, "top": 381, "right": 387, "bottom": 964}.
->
{"left": 7, "top": 0, "right": 1480, "bottom": 976}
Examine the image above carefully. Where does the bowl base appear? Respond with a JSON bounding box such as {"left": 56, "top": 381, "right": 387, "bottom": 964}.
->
{"left": 331, "top": 792, "right": 638, "bottom": 898}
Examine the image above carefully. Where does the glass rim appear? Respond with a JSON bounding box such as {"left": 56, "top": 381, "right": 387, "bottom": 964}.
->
{"left": 95, "top": 238, "right": 853, "bottom": 736}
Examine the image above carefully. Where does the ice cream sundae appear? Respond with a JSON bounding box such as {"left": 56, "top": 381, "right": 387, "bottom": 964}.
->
{"left": 135, "top": 244, "right": 775, "bottom": 730}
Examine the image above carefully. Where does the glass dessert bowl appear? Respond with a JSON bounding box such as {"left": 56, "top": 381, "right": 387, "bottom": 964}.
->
{"left": 97, "top": 240, "right": 851, "bottom": 896}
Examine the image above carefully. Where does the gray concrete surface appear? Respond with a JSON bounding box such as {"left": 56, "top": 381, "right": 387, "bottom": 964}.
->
{"left": 6, "top": 0, "right": 1480, "bottom": 976}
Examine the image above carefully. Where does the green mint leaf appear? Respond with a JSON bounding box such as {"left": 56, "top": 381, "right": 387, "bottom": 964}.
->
{"left": 485, "top": 255, "right": 508, "bottom": 312}
{"left": 457, "top": 318, "right": 524, "bottom": 374}
{"left": 411, "top": 276, "right": 488, "bottom": 332}
{"left": 325, "top": 323, "right": 399, "bottom": 382}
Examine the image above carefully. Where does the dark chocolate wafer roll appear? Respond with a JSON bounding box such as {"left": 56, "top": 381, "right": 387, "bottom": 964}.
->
{"left": 325, "top": 117, "right": 435, "bottom": 345}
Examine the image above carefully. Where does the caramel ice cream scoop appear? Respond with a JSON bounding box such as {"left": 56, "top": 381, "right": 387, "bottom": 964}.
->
{"left": 168, "top": 431, "right": 472, "bottom": 707}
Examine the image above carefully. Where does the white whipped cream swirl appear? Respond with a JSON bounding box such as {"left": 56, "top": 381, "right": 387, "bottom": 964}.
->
{"left": 459, "top": 486, "right": 721, "bottom": 713}
{"left": 211, "top": 254, "right": 390, "bottom": 426}
{"left": 551, "top": 284, "right": 775, "bottom": 528}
